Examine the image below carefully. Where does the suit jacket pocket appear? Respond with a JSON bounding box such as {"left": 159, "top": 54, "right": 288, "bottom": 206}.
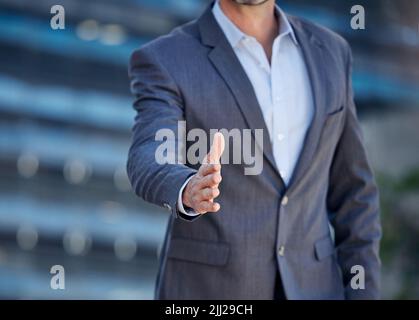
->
{"left": 314, "top": 235, "right": 336, "bottom": 261}
{"left": 167, "top": 237, "right": 230, "bottom": 266}
{"left": 326, "top": 105, "right": 344, "bottom": 117}
{"left": 319, "top": 105, "right": 345, "bottom": 146}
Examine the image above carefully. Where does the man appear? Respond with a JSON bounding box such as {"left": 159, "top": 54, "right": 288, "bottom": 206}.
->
{"left": 128, "top": 0, "right": 381, "bottom": 299}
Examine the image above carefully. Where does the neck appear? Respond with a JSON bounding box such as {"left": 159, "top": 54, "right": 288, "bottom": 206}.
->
{"left": 219, "top": 0, "right": 278, "bottom": 59}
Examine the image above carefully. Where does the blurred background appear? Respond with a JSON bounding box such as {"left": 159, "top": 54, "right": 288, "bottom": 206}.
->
{"left": 0, "top": 0, "right": 418, "bottom": 299}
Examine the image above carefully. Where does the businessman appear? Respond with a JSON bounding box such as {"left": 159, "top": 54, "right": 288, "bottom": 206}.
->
{"left": 128, "top": 0, "right": 382, "bottom": 299}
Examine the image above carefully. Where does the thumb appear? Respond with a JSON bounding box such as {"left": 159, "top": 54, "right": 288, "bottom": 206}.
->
{"left": 204, "top": 132, "right": 225, "bottom": 165}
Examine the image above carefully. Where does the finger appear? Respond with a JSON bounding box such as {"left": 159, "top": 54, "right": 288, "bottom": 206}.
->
{"left": 197, "top": 172, "right": 222, "bottom": 189}
{"left": 198, "top": 187, "right": 220, "bottom": 201}
{"left": 197, "top": 201, "right": 220, "bottom": 214}
{"left": 198, "top": 163, "right": 221, "bottom": 177}
{"left": 203, "top": 132, "right": 225, "bottom": 165}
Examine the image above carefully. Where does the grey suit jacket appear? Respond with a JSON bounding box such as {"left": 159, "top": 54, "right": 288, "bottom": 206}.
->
{"left": 127, "top": 3, "right": 381, "bottom": 300}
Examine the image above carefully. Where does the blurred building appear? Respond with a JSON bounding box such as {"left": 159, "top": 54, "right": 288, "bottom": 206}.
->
{"left": 0, "top": 0, "right": 418, "bottom": 299}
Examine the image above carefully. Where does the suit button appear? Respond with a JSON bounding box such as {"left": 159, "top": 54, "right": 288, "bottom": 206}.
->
{"left": 163, "top": 203, "right": 171, "bottom": 211}
{"left": 278, "top": 245, "right": 285, "bottom": 256}
{"left": 281, "top": 196, "right": 289, "bottom": 206}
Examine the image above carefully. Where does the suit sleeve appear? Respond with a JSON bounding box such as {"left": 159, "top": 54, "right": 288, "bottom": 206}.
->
{"left": 127, "top": 47, "right": 197, "bottom": 219}
{"left": 327, "top": 43, "right": 382, "bottom": 299}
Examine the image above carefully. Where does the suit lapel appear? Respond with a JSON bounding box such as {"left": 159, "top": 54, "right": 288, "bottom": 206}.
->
{"left": 287, "top": 16, "right": 329, "bottom": 191}
{"left": 198, "top": 5, "right": 279, "bottom": 176}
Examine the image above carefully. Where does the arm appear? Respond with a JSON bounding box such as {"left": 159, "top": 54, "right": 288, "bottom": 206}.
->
{"left": 127, "top": 47, "right": 223, "bottom": 221}
{"left": 127, "top": 47, "right": 197, "bottom": 218}
{"left": 327, "top": 43, "right": 382, "bottom": 299}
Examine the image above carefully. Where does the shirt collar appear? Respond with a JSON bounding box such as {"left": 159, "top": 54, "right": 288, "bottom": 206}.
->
{"left": 212, "top": 0, "right": 298, "bottom": 48}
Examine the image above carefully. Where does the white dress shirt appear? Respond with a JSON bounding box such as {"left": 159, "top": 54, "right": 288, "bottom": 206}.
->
{"left": 178, "top": 0, "right": 314, "bottom": 216}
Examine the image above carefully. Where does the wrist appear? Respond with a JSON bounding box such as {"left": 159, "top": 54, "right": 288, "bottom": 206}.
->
{"left": 182, "top": 183, "right": 192, "bottom": 208}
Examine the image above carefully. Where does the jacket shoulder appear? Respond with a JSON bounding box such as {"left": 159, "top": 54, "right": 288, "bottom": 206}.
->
{"left": 288, "top": 15, "right": 351, "bottom": 57}
{"left": 131, "top": 19, "right": 201, "bottom": 60}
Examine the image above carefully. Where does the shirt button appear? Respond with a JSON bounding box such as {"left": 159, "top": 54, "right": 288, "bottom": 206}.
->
{"left": 281, "top": 196, "right": 289, "bottom": 206}
{"left": 275, "top": 96, "right": 280, "bottom": 102}
{"left": 280, "top": 170, "right": 286, "bottom": 178}
{"left": 277, "top": 133, "right": 285, "bottom": 141}
{"left": 278, "top": 245, "right": 285, "bottom": 256}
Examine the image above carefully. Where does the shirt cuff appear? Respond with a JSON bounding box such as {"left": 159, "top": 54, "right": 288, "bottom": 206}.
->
{"left": 177, "top": 175, "right": 200, "bottom": 217}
